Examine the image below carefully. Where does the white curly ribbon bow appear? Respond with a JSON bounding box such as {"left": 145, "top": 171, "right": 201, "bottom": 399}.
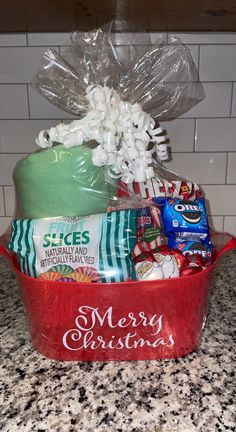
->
{"left": 36, "top": 85, "right": 168, "bottom": 183}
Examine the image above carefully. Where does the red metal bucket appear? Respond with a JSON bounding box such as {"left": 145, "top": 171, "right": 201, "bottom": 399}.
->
{"left": 1, "top": 231, "right": 235, "bottom": 362}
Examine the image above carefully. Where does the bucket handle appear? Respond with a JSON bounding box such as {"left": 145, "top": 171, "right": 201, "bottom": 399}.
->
{"left": 0, "top": 244, "right": 13, "bottom": 262}
{"left": 211, "top": 231, "right": 236, "bottom": 257}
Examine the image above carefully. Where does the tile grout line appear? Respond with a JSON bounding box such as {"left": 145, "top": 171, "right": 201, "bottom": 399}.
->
{"left": 2, "top": 151, "right": 236, "bottom": 155}
{"left": 200, "top": 184, "right": 236, "bottom": 187}
{"left": 167, "top": 151, "right": 236, "bottom": 154}
{"left": 2, "top": 186, "right": 6, "bottom": 217}
{"left": 197, "top": 44, "right": 200, "bottom": 73}
{"left": 26, "top": 84, "right": 31, "bottom": 120}
{"left": 158, "top": 43, "right": 236, "bottom": 46}
{"left": 1, "top": 80, "right": 235, "bottom": 85}
{"left": 229, "top": 82, "right": 234, "bottom": 117}
{"left": 0, "top": 116, "right": 236, "bottom": 120}
{"left": 1, "top": 42, "right": 235, "bottom": 47}
{"left": 225, "top": 152, "right": 229, "bottom": 184}
{"left": 193, "top": 118, "right": 197, "bottom": 152}
{"left": 0, "top": 153, "right": 29, "bottom": 156}
{"left": 0, "top": 119, "right": 63, "bottom": 122}
{"left": 0, "top": 45, "right": 28, "bottom": 48}
{"left": 0, "top": 116, "right": 235, "bottom": 121}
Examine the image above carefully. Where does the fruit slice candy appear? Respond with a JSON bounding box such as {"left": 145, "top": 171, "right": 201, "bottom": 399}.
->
{"left": 67, "top": 272, "right": 92, "bottom": 283}
{"left": 57, "top": 277, "right": 76, "bottom": 282}
{"left": 74, "top": 266, "right": 101, "bottom": 282}
{"left": 49, "top": 265, "right": 73, "bottom": 275}
{"left": 38, "top": 271, "right": 61, "bottom": 281}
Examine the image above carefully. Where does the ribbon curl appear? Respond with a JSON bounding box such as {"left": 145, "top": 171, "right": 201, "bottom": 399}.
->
{"left": 36, "top": 85, "right": 168, "bottom": 183}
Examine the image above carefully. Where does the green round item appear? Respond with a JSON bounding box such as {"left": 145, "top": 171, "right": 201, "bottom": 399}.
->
{"left": 13, "top": 144, "right": 114, "bottom": 219}
{"left": 49, "top": 265, "right": 73, "bottom": 275}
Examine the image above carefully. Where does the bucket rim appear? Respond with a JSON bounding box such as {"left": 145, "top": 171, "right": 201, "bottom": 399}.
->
{"left": 0, "top": 247, "right": 220, "bottom": 286}
{"left": 1, "top": 230, "right": 235, "bottom": 287}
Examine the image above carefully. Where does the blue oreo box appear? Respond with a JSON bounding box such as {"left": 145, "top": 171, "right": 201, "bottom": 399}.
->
{"left": 154, "top": 197, "right": 210, "bottom": 236}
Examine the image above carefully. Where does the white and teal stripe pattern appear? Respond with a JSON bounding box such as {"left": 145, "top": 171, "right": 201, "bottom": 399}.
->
{"left": 9, "top": 210, "right": 137, "bottom": 282}
{"left": 9, "top": 220, "right": 37, "bottom": 277}
{"left": 99, "top": 209, "right": 137, "bottom": 283}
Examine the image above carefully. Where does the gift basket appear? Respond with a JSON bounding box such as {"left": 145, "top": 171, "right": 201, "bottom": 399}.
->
{"left": 1, "top": 22, "right": 235, "bottom": 361}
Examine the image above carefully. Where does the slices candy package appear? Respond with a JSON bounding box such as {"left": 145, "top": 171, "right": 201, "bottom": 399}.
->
{"left": 9, "top": 210, "right": 137, "bottom": 283}
{"left": 9, "top": 207, "right": 163, "bottom": 283}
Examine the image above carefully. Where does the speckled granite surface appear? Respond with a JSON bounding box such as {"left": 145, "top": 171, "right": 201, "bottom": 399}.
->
{"left": 0, "top": 251, "right": 235, "bottom": 432}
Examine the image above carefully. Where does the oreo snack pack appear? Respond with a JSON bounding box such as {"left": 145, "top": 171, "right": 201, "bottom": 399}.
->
{"left": 154, "top": 197, "right": 213, "bottom": 264}
{"left": 168, "top": 238, "right": 213, "bottom": 262}
{"left": 153, "top": 197, "right": 209, "bottom": 236}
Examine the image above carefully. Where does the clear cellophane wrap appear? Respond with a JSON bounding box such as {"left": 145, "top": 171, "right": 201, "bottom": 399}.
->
{"left": 26, "top": 21, "right": 205, "bottom": 219}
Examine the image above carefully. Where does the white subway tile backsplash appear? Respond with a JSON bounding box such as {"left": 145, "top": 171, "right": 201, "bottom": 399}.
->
{"left": 208, "top": 216, "right": 224, "bottom": 231}
{"left": 165, "top": 153, "right": 227, "bottom": 184}
{"left": 169, "top": 32, "right": 236, "bottom": 44}
{"left": 0, "top": 154, "right": 27, "bottom": 185}
{"left": 0, "top": 85, "right": 28, "bottom": 119}
{"left": 224, "top": 216, "right": 236, "bottom": 234}
{"left": 28, "top": 87, "right": 74, "bottom": 120}
{"left": 196, "top": 119, "right": 236, "bottom": 152}
{"left": 0, "top": 32, "right": 235, "bottom": 236}
{"left": 161, "top": 119, "right": 195, "bottom": 152}
{"left": 0, "top": 187, "right": 4, "bottom": 216}
{"left": 4, "top": 186, "right": 15, "bottom": 216}
{"left": 0, "top": 34, "right": 26, "bottom": 46}
{"left": 0, "top": 47, "right": 58, "bottom": 84}
{"left": 200, "top": 45, "right": 236, "bottom": 81}
{"left": 0, "top": 120, "right": 59, "bottom": 153}
{"left": 201, "top": 185, "right": 236, "bottom": 215}
{"left": 0, "top": 217, "right": 11, "bottom": 235}
{"left": 28, "top": 33, "right": 70, "bottom": 46}
{"left": 227, "top": 153, "right": 236, "bottom": 184}
{"left": 181, "top": 82, "right": 232, "bottom": 118}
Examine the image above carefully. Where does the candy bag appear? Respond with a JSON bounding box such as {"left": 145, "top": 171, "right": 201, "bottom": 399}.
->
{"left": 118, "top": 177, "right": 203, "bottom": 202}
{"left": 134, "top": 246, "right": 180, "bottom": 281}
{"left": 9, "top": 210, "right": 137, "bottom": 283}
{"left": 8, "top": 206, "right": 163, "bottom": 283}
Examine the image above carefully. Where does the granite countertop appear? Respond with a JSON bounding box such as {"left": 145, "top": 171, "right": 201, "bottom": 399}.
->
{"left": 0, "top": 251, "right": 236, "bottom": 432}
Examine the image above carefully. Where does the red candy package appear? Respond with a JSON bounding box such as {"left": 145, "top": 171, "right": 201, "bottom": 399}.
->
{"left": 133, "top": 206, "right": 165, "bottom": 258}
{"left": 181, "top": 253, "right": 207, "bottom": 277}
{"left": 134, "top": 245, "right": 180, "bottom": 280}
{"left": 118, "top": 178, "right": 202, "bottom": 201}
